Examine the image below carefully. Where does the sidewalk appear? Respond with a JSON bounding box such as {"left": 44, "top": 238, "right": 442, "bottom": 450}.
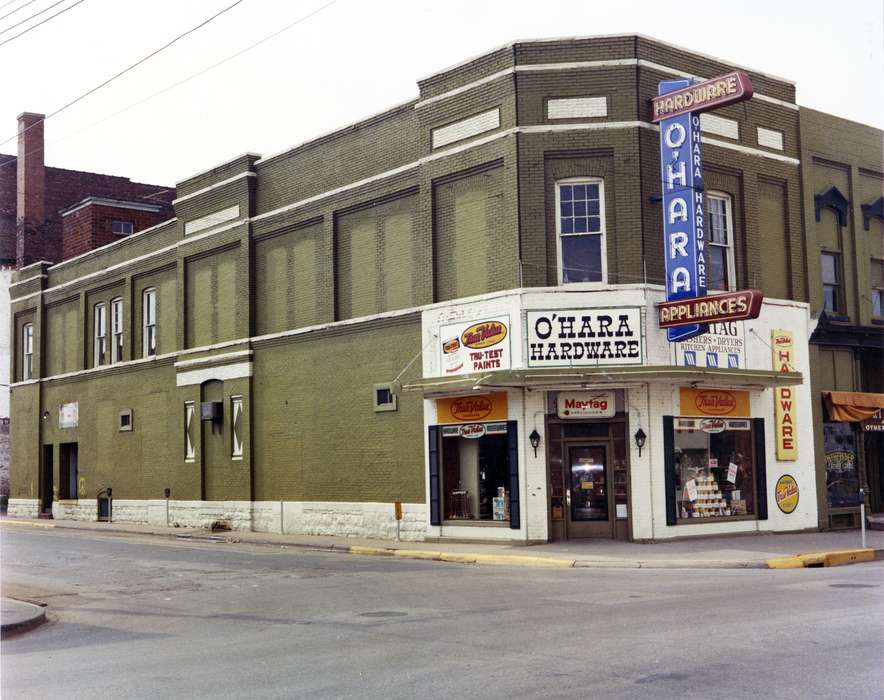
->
{"left": 2, "top": 516, "right": 881, "bottom": 569}
{"left": 1, "top": 597, "right": 46, "bottom": 638}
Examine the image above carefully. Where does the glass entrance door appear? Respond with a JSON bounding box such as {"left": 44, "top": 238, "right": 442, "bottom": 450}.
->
{"left": 565, "top": 444, "right": 613, "bottom": 537}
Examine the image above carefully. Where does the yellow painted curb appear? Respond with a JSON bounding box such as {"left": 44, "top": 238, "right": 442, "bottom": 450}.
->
{"left": 767, "top": 556, "right": 804, "bottom": 569}
{"left": 0, "top": 520, "right": 55, "bottom": 529}
{"left": 349, "top": 546, "right": 394, "bottom": 557}
{"left": 474, "top": 554, "right": 576, "bottom": 568}
{"left": 392, "top": 550, "right": 443, "bottom": 561}
{"left": 822, "top": 549, "right": 875, "bottom": 567}
{"left": 796, "top": 552, "right": 826, "bottom": 567}
{"left": 440, "top": 552, "right": 478, "bottom": 564}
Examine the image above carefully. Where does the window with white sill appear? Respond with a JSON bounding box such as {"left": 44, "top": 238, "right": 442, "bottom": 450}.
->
{"left": 556, "top": 179, "right": 606, "bottom": 284}
{"left": 706, "top": 192, "right": 736, "bottom": 291}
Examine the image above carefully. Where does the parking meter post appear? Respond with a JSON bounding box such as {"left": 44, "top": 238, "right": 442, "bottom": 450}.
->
{"left": 860, "top": 487, "right": 866, "bottom": 550}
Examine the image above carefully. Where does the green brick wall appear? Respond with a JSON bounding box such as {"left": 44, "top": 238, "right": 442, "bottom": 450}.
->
{"left": 251, "top": 318, "right": 424, "bottom": 504}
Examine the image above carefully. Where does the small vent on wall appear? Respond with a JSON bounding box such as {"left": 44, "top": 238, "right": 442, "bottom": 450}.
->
{"left": 700, "top": 113, "right": 739, "bottom": 140}
{"left": 757, "top": 127, "right": 784, "bottom": 151}
{"left": 547, "top": 96, "right": 607, "bottom": 120}
{"left": 431, "top": 108, "right": 500, "bottom": 149}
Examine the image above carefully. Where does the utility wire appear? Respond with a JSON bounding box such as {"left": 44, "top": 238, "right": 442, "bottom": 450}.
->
{"left": 0, "top": 0, "right": 85, "bottom": 46}
{"left": 0, "top": 0, "right": 336, "bottom": 170}
{"left": 0, "top": 0, "right": 246, "bottom": 144}
{"left": 0, "top": 0, "right": 38, "bottom": 23}
{"left": 0, "top": 0, "right": 70, "bottom": 34}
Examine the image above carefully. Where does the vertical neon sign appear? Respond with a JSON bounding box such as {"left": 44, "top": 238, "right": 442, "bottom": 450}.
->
{"left": 658, "top": 78, "right": 708, "bottom": 342}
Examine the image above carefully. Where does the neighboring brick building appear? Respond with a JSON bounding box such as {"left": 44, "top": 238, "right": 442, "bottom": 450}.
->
{"left": 5, "top": 36, "right": 880, "bottom": 542}
{"left": 799, "top": 108, "right": 884, "bottom": 527}
{"left": 0, "top": 112, "right": 175, "bottom": 508}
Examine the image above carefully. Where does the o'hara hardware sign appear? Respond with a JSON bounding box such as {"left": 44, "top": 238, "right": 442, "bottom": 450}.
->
{"left": 654, "top": 72, "right": 755, "bottom": 342}
{"left": 527, "top": 308, "right": 642, "bottom": 367}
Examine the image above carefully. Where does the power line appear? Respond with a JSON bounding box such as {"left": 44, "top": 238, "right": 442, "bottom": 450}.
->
{"left": 1, "top": 0, "right": 336, "bottom": 167}
{"left": 0, "top": 0, "right": 71, "bottom": 35}
{"left": 0, "top": 0, "right": 38, "bottom": 23}
{"left": 0, "top": 0, "right": 246, "bottom": 145}
{"left": 0, "top": 0, "right": 85, "bottom": 47}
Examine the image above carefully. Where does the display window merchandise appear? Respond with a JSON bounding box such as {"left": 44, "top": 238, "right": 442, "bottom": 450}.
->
{"left": 441, "top": 423, "right": 510, "bottom": 522}
{"left": 672, "top": 417, "right": 756, "bottom": 520}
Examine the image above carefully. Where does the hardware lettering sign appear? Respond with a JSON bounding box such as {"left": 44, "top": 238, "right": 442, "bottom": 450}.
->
{"left": 651, "top": 71, "right": 754, "bottom": 123}
{"left": 659, "top": 78, "right": 707, "bottom": 342}
{"left": 656, "top": 72, "right": 754, "bottom": 342}
{"left": 772, "top": 329, "right": 798, "bottom": 460}
{"left": 526, "top": 308, "right": 642, "bottom": 367}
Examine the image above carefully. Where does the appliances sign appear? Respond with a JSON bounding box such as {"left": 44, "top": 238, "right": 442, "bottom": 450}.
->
{"left": 526, "top": 308, "right": 642, "bottom": 367}
{"left": 439, "top": 316, "right": 510, "bottom": 377}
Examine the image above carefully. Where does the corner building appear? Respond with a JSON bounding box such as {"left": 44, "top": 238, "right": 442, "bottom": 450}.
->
{"left": 10, "top": 35, "right": 864, "bottom": 542}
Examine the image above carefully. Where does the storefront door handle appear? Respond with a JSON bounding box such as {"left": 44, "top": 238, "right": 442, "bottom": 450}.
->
{"left": 565, "top": 490, "right": 571, "bottom": 506}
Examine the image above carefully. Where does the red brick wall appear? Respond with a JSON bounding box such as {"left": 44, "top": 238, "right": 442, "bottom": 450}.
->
{"left": 62, "top": 203, "right": 167, "bottom": 260}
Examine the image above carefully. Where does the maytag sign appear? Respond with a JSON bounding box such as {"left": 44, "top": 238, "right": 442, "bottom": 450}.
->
{"left": 655, "top": 72, "right": 755, "bottom": 342}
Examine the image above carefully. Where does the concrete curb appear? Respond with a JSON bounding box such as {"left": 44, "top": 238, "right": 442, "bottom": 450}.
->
{"left": 766, "top": 548, "right": 877, "bottom": 569}
{"left": 1, "top": 598, "right": 47, "bottom": 638}
{"left": 3, "top": 518, "right": 881, "bottom": 571}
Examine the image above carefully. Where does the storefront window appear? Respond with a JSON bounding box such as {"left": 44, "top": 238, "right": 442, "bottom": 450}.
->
{"left": 674, "top": 418, "right": 755, "bottom": 520}
{"left": 824, "top": 422, "right": 858, "bottom": 508}
{"left": 441, "top": 423, "right": 510, "bottom": 521}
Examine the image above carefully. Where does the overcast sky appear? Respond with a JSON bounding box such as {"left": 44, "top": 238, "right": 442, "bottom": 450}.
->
{"left": 2, "top": 0, "right": 882, "bottom": 186}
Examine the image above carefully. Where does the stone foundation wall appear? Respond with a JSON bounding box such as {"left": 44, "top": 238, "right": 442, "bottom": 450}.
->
{"left": 40, "top": 498, "right": 427, "bottom": 541}
{"left": 6, "top": 498, "right": 38, "bottom": 518}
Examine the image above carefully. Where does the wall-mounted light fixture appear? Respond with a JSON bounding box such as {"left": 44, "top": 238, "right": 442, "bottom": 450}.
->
{"left": 634, "top": 428, "right": 647, "bottom": 457}
{"left": 529, "top": 429, "right": 541, "bottom": 457}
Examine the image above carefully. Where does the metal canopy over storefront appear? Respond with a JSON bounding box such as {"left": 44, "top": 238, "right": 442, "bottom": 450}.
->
{"left": 403, "top": 365, "right": 803, "bottom": 395}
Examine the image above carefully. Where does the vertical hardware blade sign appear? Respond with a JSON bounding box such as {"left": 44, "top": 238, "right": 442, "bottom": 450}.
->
{"left": 659, "top": 78, "right": 708, "bottom": 342}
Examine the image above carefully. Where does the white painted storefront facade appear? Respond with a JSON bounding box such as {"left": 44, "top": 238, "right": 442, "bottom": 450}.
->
{"left": 417, "top": 284, "right": 817, "bottom": 542}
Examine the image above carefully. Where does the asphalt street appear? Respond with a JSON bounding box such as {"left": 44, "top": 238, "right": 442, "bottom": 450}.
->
{"left": 2, "top": 527, "right": 882, "bottom": 699}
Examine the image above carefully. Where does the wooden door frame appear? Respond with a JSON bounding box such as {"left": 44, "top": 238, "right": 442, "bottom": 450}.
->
{"left": 563, "top": 438, "right": 615, "bottom": 539}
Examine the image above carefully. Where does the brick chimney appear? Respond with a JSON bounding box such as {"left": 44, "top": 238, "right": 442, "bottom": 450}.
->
{"left": 16, "top": 112, "right": 46, "bottom": 268}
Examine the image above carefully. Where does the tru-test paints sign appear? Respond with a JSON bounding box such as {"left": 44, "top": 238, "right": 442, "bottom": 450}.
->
{"left": 439, "top": 316, "right": 511, "bottom": 376}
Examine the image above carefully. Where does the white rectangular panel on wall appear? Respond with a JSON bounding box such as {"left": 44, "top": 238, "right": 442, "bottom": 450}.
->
{"left": 431, "top": 108, "right": 500, "bottom": 149}
{"left": 700, "top": 113, "right": 739, "bottom": 140}
{"left": 547, "top": 96, "right": 607, "bottom": 120}
{"left": 184, "top": 204, "right": 241, "bottom": 236}
{"left": 757, "top": 127, "right": 784, "bottom": 150}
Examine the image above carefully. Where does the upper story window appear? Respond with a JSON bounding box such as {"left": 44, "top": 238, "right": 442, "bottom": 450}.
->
{"left": 706, "top": 193, "right": 735, "bottom": 291}
{"left": 821, "top": 251, "right": 842, "bottom": 315}
{"left": 142, "top": 288, "right": 157, "bottom": 357}
{"left": 111, "top": 298, "right": 124, "bottom": 363}
{"left": 22, "top": 323, "right": 33, "bottom": 380}
{"left": 871, "top": 260, "right": 883, "bottom": 319}
{"left": 112, "top": 220, "right": 134, "bottom": 236}
{"left": 93, "top": 303, "right": 107, "bottom": 367}
{"left": 557, "top": 179, "right": 606, "bottom": 284}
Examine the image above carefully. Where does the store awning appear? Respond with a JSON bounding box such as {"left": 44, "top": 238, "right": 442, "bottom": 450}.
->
{"left": 824, "top": 391, "right": 884, "bottom": 422}
{"left": 402, "top": 365, "right": 803, "bottom": 395}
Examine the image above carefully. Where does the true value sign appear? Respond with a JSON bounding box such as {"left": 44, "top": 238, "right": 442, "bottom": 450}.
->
{"left": 653, "top": 72, "right": 757, "bottom": 342}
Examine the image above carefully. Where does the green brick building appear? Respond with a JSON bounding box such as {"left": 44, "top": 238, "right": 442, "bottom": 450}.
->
{"left": 7, "top": 35, "right": 882, "bottom": 542}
